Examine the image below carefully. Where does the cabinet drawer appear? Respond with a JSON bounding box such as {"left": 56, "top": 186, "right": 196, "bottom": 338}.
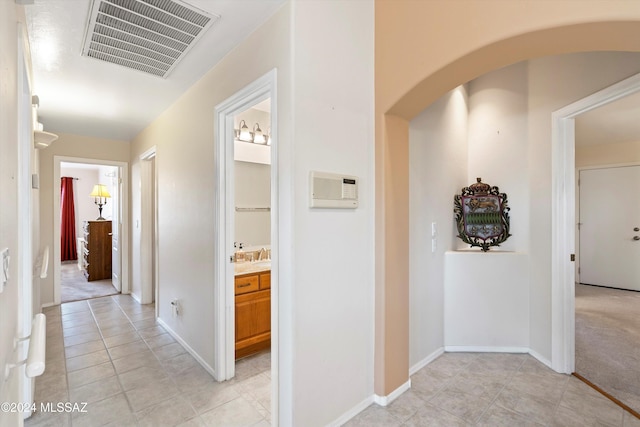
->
{"left": 259, "top": 272, "right": 271, "bottom": 290}
{"left": 235, "top": 275, "right": 259, "bottom": 295}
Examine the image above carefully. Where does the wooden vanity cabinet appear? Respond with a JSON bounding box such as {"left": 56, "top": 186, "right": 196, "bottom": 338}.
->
{"left": 82, "top": 220, "right": 112, "bottom": 281}
{"left": 235, "top": 270, "right": 271, "bottom": 359}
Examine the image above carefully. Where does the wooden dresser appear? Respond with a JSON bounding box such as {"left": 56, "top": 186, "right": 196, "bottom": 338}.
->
{"left": 235, "top": 270, "right": 271, "bottom": 359}
{"left": 82, "top": 221, "right": 112, "bottom": 281}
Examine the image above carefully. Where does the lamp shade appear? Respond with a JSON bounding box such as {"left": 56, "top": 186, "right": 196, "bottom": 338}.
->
{"left": 252, "top": 123, "right": 266, "bottom": 144}
{"left": 90, "top": 184, "right": 111, "bottom": 199}
{"left": 238, "top": 120, "right": 252, "bottom": 142}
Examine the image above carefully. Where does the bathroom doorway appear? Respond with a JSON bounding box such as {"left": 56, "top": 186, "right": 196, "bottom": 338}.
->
{"left": 232, "top": 99, "right": 272, "bottom": 398}
{"left": 213, "top": 70, "right": 278, "bottom": 424}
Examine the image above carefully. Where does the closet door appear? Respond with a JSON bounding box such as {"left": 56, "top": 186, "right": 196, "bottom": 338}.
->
{"left": 579, "top": 166, "right": 640, "bottom": 291}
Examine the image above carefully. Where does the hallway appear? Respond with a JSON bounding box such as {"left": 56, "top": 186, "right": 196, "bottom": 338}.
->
{"left": 25, "top": 295, "right": 640, "bottom": 426}
{"left": 25, "top": 295, "right": 271, "bottom": 426}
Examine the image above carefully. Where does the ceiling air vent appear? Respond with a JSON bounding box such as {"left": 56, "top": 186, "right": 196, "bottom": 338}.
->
{"left": 82, "top": 0, "right": 218, "bottom": 78}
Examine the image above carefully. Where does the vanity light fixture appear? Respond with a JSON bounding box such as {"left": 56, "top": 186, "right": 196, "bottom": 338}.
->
{"left": 238, "top": 120, "right": 252, "bottom": 142}
{"left": 252, "top": 122, "right": 266, "bottom": 144}
{"left": 90, "top": 184, "right": 111, "bottom": 220}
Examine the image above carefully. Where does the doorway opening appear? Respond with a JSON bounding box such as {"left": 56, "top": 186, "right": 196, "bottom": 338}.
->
{"left": 139, "top": 146, "right": 158, "bottom": 309}
{"left": 572, "top": 99, "right": 640, "bottom": 414}
{"left": 214, "top": 70, "right": 278, "bottom": 425}
{"left": 552, "top": 71, "right": 640, "bottom": 379}
{"left": 59, "top": 162, "right": 119, "bottom": 303}
{"left": 53, "top": 156, "right": 129, "bottom": 305}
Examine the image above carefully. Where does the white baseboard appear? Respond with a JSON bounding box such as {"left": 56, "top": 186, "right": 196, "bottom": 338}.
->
{"left": 156, "top": 318, "right": 216, "bottom": 378}
{"left": 327, "top": 395, "right": 374, "bottom": 427}
{"left": 373, "top": 378, "right": 411, "bottom": 407}
{"left": 327, "top": 346, "right": 556, "bottom": 427}
{"left": 410, "top": 347, "right": 444, "bottom": 376}
{"left": 444, "top": 346, "right": 529, "bottom": 353}
{"left": 41, "top": 302, "right": 56, "bottom": 308}
{"left": 528, "top": 348, "right": 552, "bottom": 370}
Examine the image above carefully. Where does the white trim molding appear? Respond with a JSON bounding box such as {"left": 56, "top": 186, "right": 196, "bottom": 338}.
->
{"left": 213, "top": 69, "right": 280, "bottom": 424}
{"left": 157, "top": 318, "right": 215, "bottom": 377}
{"left": 373, "top": 379, "right": 412, "bottom": 407}
{"left": 327, "top": 395, "right": 375, "bottom": 427}
{"left": 410, "top": 347, "right": 444, "bottom": 376}
{"left": 445, "top": 346, "right": 529, "bottom": 354}
{"left": 551, "top": 71, "right": 640, "bottom": 374}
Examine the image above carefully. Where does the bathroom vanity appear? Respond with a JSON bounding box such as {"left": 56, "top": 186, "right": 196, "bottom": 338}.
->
{"left": 235, "top": 266, "right": 271, "bottom": 359}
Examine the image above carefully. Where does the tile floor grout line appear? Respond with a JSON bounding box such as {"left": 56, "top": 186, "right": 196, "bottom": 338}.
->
{"left": 87, "top": 295, "right": 139, "bottom": 424}
{"left": 109, "top": 294, "right": 205, "bottom": 424}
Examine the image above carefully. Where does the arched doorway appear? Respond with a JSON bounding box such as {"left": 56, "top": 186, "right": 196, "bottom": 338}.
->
{"left": 374, "top": 2, "right": 640, "bottom": 399}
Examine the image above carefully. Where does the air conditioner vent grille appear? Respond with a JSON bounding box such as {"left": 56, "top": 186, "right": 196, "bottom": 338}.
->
{"left": 82, "top": 0, "right": 218, "bottom": 78}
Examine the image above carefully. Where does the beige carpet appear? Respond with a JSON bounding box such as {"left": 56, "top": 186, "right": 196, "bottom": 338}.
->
{"left": 575, "top": 283, "right": 640, "bottom": 414}
{"left": 60, "top": 261, "right": 118, "bottom": 303}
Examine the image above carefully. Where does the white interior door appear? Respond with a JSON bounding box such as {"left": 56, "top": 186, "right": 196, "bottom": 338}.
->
{"left": 111, "top": 168, "right": 121, "bottom": 291}
{"left": 579, "top": 165, "right": 640, "bottom": 291}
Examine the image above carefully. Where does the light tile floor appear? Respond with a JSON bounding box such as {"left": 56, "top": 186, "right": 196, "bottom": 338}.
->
{"left": 25, "top": 295, "right": 271, "bottom": 427}
{"left": 346, "top": 352, "right": 640, "bottom": 427}
{"left": 25, "top": 294, "right": 640, "bottom": 426}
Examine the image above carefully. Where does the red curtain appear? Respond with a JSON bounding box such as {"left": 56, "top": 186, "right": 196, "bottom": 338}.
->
{"left": 61, "top": 177, "right": 77, "bottom": 261}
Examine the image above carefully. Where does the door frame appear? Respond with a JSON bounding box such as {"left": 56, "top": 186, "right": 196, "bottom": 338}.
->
{"left": 576, "top": 163, "right": 640, "bottom": 287}
{"left": 551, "top": 71, "right": 640, "bottom": 373}
{"left": 139, "top": 146, "right": 158, "bottom": 308}
{"left": 213, "top": 69, "right": 278, "bottom": 419}
{"left": 17, "top": 22, "right": 35, "bottom": 416}
{"left": 53, "top": 156, "right": 129, "bottom": 304}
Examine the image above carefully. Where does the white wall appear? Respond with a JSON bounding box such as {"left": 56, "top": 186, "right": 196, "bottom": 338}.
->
{"left": 291, "top": 1, "right": 374, "bottom": 424}
{"left": 0, "top": 3, "right": 31, "bottom": 425}
{"left": 442, "top": 63, "right": 530, "bottom": 354}
{"left": 408, "top": 86, "right": 468, "bottom": 368}
{"left": 129, "top": 1, "right": 294, "bottom": 421}
{"left": 468, "top": 61, "right": 529, "bottom": 252}
{"left": 130, "top": 2, "right": 375, "bottom": 424}
{"left": 408, "top": 53, "right": 640, "bottom": 366}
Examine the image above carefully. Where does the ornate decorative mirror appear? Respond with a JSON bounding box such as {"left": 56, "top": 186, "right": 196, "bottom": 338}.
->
{"left": 454, "top": 178, "right": 511, "bottom": 252}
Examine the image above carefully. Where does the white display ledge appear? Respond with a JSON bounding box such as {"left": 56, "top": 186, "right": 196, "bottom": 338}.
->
{"left": 444, "top": 251, "right": 529, "bottom": 349}
{"left": 234, "top": 140, "right": 270, "bottom": 165}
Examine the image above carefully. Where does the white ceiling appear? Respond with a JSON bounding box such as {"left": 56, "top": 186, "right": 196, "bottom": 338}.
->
{"left": 24, "top": 0, "right": 284, "bottom": 141}
{"left": 23, "top": 2, "right": 640, "bottom": 147}
{"left": 575, "top": 91, "right": 640, "bottom": 147}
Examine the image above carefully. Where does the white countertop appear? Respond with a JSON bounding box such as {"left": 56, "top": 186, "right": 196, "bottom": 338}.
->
{"left": 234, "top": 260, "right": 271, "bottom": 276}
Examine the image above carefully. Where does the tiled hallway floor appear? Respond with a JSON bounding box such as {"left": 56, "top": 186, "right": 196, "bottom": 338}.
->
{"left": 26, "top": 294, "right": 640, "bottom": 427}
{"left": 25, "top": 295, "right": 271, "bottom": 427}
{"left": 346, "top": 352, "right": 640, "bottom": 427}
